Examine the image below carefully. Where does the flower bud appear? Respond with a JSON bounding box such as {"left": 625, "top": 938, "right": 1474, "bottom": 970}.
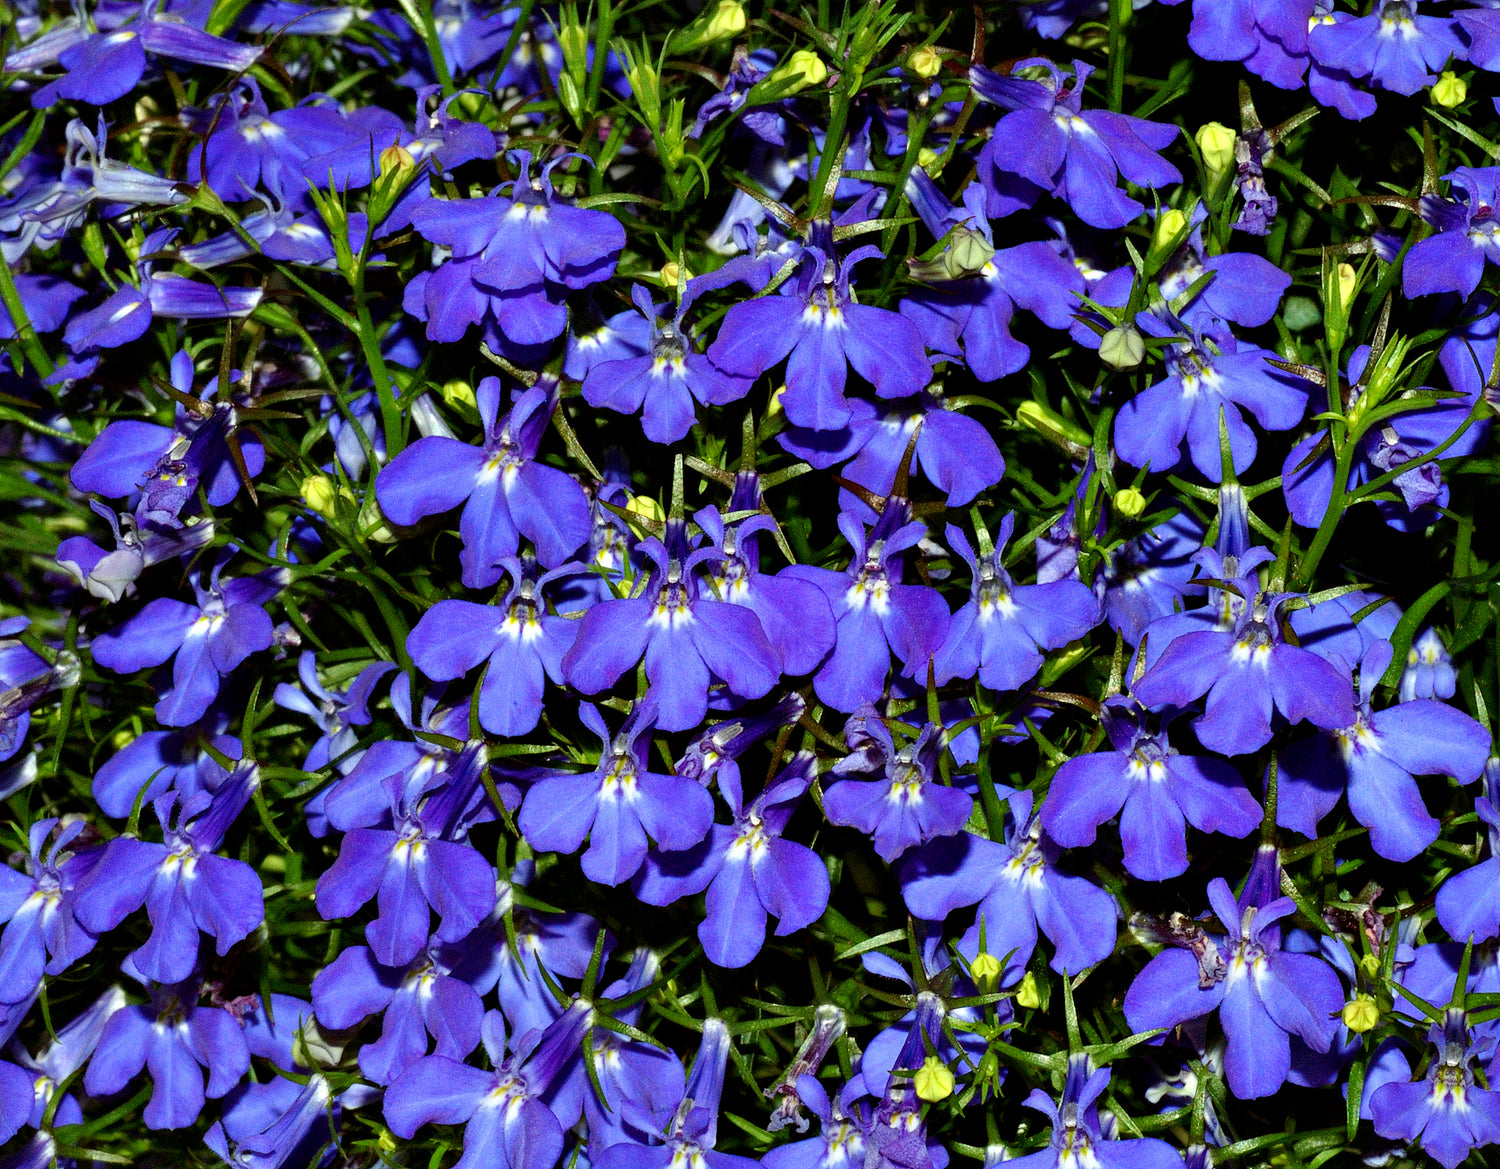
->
{"left": 907, "top": 45, "right": 942, "bottom": 79}
{"left": 942, "top": 227, "right": 995, "bottom": 279}
{"left": 626, "top": 493, "right": 665, "bottom": 530}
{"left": 558, "top": 71, "right": 584, "bottom": 122}
{"left": 1195, "top": 121, "right": 1236, "bottom": 185}
{"left": 1017, "top": 400, "right": 1091, "bottom": 451}
{"left": 1342, "top": 996, "right": 1380, "bottom": 1034}
{"left": 970, "top": 951, "right": 1002, "bottom": 989}
{"left": 917, "top": 145, "right": 940, "bottom": 169}
{"left": 771, "top": 49, "right": 828, "bottom": 94}
{"left": 1015, "top": 971, "right": 1042, "bottom": 1010}
{"left": 676, "top": 0, "right": 747, "bottom": 49}
{"left": 1336, "top": 262, "right": 1357, "bottom": 309}
{"left": 914, "top": 1056, "right": 955, "bottom": 1102}
{"left": 1431, "top": 71, "right": 1468, "bottom": 108}
{"left": 360, "top": 496, "right": 398, "bottom": 543}
{"left": 300, "top": 474, "right": 347, "bottom": 520}
{"left": 442, "top": 379, "right": 477, "bottom": 411}
{"left": 379, "top": 142, "right": 416, "bottom": 176}
{"left": 660, "top": 260, "right": 689, "bottom": 286}
{"left": 1359, "top": 953, "right": 1380, "bottom": 978}
{"left": 1100, "top": 325, "right": 1146, "bottom": 371}
{"left": 1115, "top": 487, "right": 1147, "bottom": 518}
{"left": 1152, "top": 208, "right": 1188, "bottom": 252}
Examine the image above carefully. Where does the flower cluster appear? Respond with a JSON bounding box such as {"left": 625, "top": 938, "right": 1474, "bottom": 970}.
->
{"left": 3, "top": 2, "right": 1500, "bottom": 1169}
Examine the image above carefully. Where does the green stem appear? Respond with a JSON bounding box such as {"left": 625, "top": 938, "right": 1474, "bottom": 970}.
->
{"left": 352, "top": 279, "right": 404, "bottom": 459}
{"left": 0, "top": 253, "right": 55, "bottom": 378}
{"left": 1297, "top": 437, "right": 1356, "bottom": 587}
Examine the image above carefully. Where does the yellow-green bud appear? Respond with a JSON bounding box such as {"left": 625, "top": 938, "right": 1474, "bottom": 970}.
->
{"left": 379, "top": 142, "right": 416, "bottom": 176}
{"left": 1432, "top": 71, "right": 1468, "bottom": 108}
{"left": 907, "top": 45, "right": 942, "bottom": 79}
{"left": 558, "top": 71, "right": 584, "bottom": 121}
{"left": 360, "top": 496, "right": 398, "bottom": 543}
{"left": 1335, "top": 262, "right": 1357, "bottom": 310}
{"left": 917, "top": 146, "right": 940, "bottom": 169}
{"left": 970, "top": 951, "right": 1002, "bottom": 989}
{"left": 1153, "top": 208, "right": 1188, "bottom": 252}
{"left": 770, "top": 49, "right": 828, "bottom": 95}
{"left": 660, "top": 260, "right": 689, "bottom": 286}
{"left": 111, "top": 728, "right": 136, "bottom": 750}
{"left": 442, "top": 379, "right": 477, "bottom": 411}
{"left": 1195, "top": 121, "right": 1236, "bottom": 184}
{"left": 768, "top": 383, "right": 788, "bottom": 415}
{"left": 557, "top": 18, "right": 590, "bottom": 69}
{"left": 913, "top": 1056, "right": 955, "bottom": 1102}
{"left": 699, "top": 0, "right": 746, "bottom": 44}
{"left": 301, "top": 474, "right": 353, "bottom": 520}
{"left": 1016, "top": 972, "right": 1042, "bottom": 1010}
{"left": 942, "top": 228, "right": 996, "bottom": 279}
{"left": 1017, "top": 400, "right": 1091, "bottom": 451}
{"left": 1359, "top": 953, "right": 1380, "bottom": 979}
{"left": 1100, "top": 325, "right": 1146, "bottom": 371}
{"left": 1342, "top": 996, "right": 1380, "bottom": 1034}
{"left": 1115, "top": 487, "right": 1147, "bottom": 518}
{"left": 626, "top": 494, "right": 665, "bottom": 532}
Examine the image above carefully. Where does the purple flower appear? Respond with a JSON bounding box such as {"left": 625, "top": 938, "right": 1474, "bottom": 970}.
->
{"left": 517, "top": 699, "right": 714, "bottom": 886}
{"left": 1402, "top": 627, "right": 1458, "bottom": 702}
{"left": 273, "top": 652, "right": 396, "bottom": 774}
{"left": 314, "top": 760, "right": 496, "bottom": 968}
{"left": 311, "top": 942, "right": 484, "bottom": 1085}
{"left": 761, "top": 1076, "right": 867, "bottom": 1169}
{"left": 1404, "top": 167, "right": 1500, "bottom": 298}
{"left": 0, "top": 619, "right": 54, "bottom": 767}
{"left": 777, "top": 391, "right": 1004, "bottom": 509}
{"left": 1005, "top": 1055, "right": 1182, "bottom": 1169}
{"left": 1131, "top": 548, "right": 1354, "bottom": 756}
{"left": 1114, "top": 316, "right": 1307, "bottom": 482}
{"left": 72, "top": 763, "right": 264, "bottom": 985}
{"left": 92, "top": 720, "right": 241, "bottom": 819}
{"left": 582, "top": 285, "right": 750, "bottom": 443}
{"left": 901, "top": 791, "right": 1118, "bottom": 977}
{"left": 562, "top": 522, "right": 781, "bottom": 732}
{"left": 91, "top": 555, "right": 286, "bottom": 728}
{"left": 205, "top": 1074, "right": 334, "bottom": 1169}
{"left": 1371, "top": 1009, "right": 1500, "bottom": 1168}
{"left": 0, "top": 819, "right": 100, "bottom": 1004}
{"left": 635, "top": 752, "right": 830, "bottom": 967}
{"left": 822, "top": 722, "right": 971, "bottom": 863}
{"left": 1155, "top": 207, "right": 1291, "bottom": 328}
{"left": 408, "top": 557, "right": 580, "bottom": 737}
{"left": 404, "top": 150, "right": 624, "bottom": 346}
{"left": 781, "top": 503, "right": 950, "bottom": 713}
{"left": 384, "top": 1004, "right": 590, "bottom": 1169}
{"left": 932, "top": 516, "right": 1099, "bottom": 692}
{"left": 1042, "top": 698, "right": 1260, "bottom": 881}
{"left": 83, "top": 973, "right": 251, "bottom": 1130}
{"left": 970, "top": 57, "right": 1180, "bottom": 229}
{"left": 1278, "top": 643, "right": 1490, "bottom": 861}
{"left": 1308, "top": 0, "right": 1464, "bottom": 97}
{"left": 376, "top": 377, "right": 591, "bottom": 583}
{"left": 1436, "top": 764, "right": 1500, "bottom": 942}
{"left": 706, "top": 243, "right": 933, "bottom": 431}
{"left": 1123, "top": 853, "right": 1344, "bottom": 1099}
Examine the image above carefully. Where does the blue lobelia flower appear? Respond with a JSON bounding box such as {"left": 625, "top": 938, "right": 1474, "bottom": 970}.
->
{"left": 1114, "top": 314, "right": 1307, "bottom": 482}
{"left": 1123, "top": 851, "right": 1344, "bottom": 1099}
{"left": 596, "top": 1019, "right": 755, "bottom": 1169}
{"left": 1042, "top": 697, "right": 1261, "bottom": 882}
{"left": 1435, "top": 764, "right": 1500, "bottom": 943}
{"left": 780, "top": 501, "right": 949, "bottom": 713}
{"left": 272, "top": 652, "right": 397, "bottom": 774}
{"left": 0, "top": 819, "right": 100, "bottom": 1004}
{"left": 635, "top": 752, "right": 830, "bottom": 968}
{"left": 901, "top": 790, "right": 1118, "bottom": 978}
{"left": 0, "top": 618, "right": 56, "bottom": 767}
{"left": 205, "top": 1073, "right": 334, "bottom": 1169}
{"left": 1308, "top": 0, "right": 1465, "bottom": 97}
{"left": 822, "top": 722, "right": 971, "bottom": 863}
{"left": 404, "top": 150, "right": 624, "bottom": 347}
{"left": 706, "top": 243, "right": 933, "bottom": 432}
{"left": 778, "top": 390, "right": 1004, "bottom": 509}
{"left": 692, "top": 478, "right": 836, "bottom": 681}
{"left": 517, "top": 699, "right": 714, "bottom": 887}
{"left": 1130, "top": 548, "right": 1354, "bottom": 756}
{"left": 311, "top": 941, "right": 485, "bottom": 1085}
{"left": 762, "top": 1074, "right": 866, "bottom": 1167}
{"left": 581, "top": 284, "right": 751, "bottom": 444}
{"left": 1404, "top": 167, "right": 1500, "bottom": 298}
{"left": 57, "top": 499, "right": 216, "bottom": 605}
{"left": 675, "top": 691, "right": 808, "bottom": 815}
{"left": 561, "top": 521, "right": 781, "bottom": 732}
{"left": 11, "top": 984, "right": 126, "bottom": 1129}
{"left": 83, "top": 970, "right": 252, "bottom": 1131}
{"left": 1370, "top": 1009, "right": 1500, "bottom": 1169}
{"left": 1277, "top": 642, "right": 1491, "bottom": 861}
{"left": 314, "top": 756, "right": 496, "bottom": 969}
{"left": 1153, "top": 205, "right": 1292, "bottom": 329}
{"left": 21, "top": 3, "right": 262, "bottom": 108}
{"left": 71, "top": 762, "right": 264, "bottom": 985}
{"left": 1402, "top": 627, "right": 1458, "bottom": 702}
{"left": 376, "top": 376, "right": 591, "bottom": 584}
{"left": 383, "top": 1003, "right": 591, "bottom": 1169}
{"left": 969, "top": 58, "right": 1180, "bottom": 229}
{"left": 932, "top": 516, "right": 1099, "bottom": 693}
{"left": 1005, "top": 1054, "right": 1183, "bottom": 1169}
{"left": 408, "top": 556, "right": 580, "bottom": 737}
{"left": 91, "top": 554, "right": 286, "bottom": 728}
{"left": 91, "top": 716, "right": 241, "bottom": 819}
